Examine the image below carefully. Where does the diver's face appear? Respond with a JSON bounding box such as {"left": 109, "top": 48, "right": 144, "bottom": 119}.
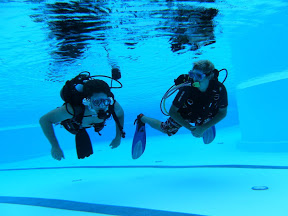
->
{"left": 89, "top": 93, "right": 111, "bottom": 111}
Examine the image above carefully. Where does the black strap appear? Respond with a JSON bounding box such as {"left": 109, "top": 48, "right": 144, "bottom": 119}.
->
{"left": 72, "top": 104, "right": 85, "bottom": 125}
{"left": 92, "top": 122, "right": 105, "bottom": 136}
{"left": 65, "top": 103, "right": 85, "bottom": 125}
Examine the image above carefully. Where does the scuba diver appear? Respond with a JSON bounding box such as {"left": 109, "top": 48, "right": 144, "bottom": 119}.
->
{"left": 133, "top": 60, "right": 228, "bottom": 159}
{"left": 39, "top": 69, "right": 125, "bottom": 161}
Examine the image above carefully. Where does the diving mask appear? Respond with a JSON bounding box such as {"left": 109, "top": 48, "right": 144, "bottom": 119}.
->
{"left": 188, "top": 69, "right": 207, "bottom": 81}
{"left": 82, "top": 98, "right": 112, "bottom": 107}
{"left": 91, "top": 98, "right": 112, "bottom": 107}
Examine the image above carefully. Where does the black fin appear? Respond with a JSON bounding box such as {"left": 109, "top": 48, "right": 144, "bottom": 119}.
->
{"left": 75, "top": 129, "right": 93, "bottom": 159}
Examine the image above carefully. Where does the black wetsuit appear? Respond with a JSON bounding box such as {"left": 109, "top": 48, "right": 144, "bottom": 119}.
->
{"left": 173, "top": 80, "right": 228, "bottom": 125}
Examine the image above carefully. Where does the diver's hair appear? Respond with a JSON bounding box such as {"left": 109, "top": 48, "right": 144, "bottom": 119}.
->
{"left": 83, "top": 79, "right": 111, "bottom": 98}
{"left": 193, "top": 60, "right": 215, "bottom": 74}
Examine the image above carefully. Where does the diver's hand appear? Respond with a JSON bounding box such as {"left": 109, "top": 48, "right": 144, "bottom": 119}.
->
{"left": 51, "top": 146, "right": 65, "bottom": 161}
{"left": 191, "top": 125, "right": 205, "bottom": 138}
{"left": 109, "top": 137, "right": 121, "bottom": 149}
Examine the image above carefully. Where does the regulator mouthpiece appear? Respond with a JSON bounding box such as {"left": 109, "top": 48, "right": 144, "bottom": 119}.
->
{"left": 192, "top": 82, "right": 200, "bottom": 88}
{"left": 97, "top": 109, "right": 108, "bottom": 119}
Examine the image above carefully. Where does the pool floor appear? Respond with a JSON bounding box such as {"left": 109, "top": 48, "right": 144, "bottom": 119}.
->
{"left": 1, "top": 126, "right": 288, "bottom": 216}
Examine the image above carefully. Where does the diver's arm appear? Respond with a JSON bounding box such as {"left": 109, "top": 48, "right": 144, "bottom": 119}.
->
{"left": 39, "top": 105, "right": 73, "bottom": 147}
{"left": 109, "top": 101, "right": 124, "bottom": 149}
{"left": 113, "top": 101, "right": 124, "bottom": 139}
{"left": 39, "top": 104, "right": 73, "bottom": 159}
{"left": 169, "top": 104, "right": 195, "bottom": 132}
{"left": 200, "top": 107, "right": 227, "bottom": 130}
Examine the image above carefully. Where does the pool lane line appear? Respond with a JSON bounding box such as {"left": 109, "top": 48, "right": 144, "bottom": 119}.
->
{"left": 0, "top": 196, "right": 205, "bottom": 216}
{"left": 1, "top": 164, "right": 288, "bottom": 172}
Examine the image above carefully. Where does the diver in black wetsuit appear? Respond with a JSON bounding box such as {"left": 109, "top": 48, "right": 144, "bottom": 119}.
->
{"left": 136, "top": 60, "right": 228, "bottom": 140}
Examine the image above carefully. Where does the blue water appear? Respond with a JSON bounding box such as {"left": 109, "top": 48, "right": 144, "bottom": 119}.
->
{"left": 1, "top": 1, "right": 288, "bottom": 216}
{"left": 0, "top": 0, "right": 287, "bottom": 162}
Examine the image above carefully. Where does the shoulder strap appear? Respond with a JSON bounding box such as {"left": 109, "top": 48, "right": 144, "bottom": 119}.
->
{"left": 65, "top": 103, "right": 85, "bottom": 126}
{"left": 73, "top": 105, "right": 86, "bottom": 125}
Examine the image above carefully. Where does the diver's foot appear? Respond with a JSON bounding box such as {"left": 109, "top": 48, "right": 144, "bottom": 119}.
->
{"left": 134, "top": 114, "right": 145, "bottom": 127}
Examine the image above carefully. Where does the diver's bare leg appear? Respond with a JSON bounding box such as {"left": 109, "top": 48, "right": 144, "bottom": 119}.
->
{"left": 141, "top": 116, "right": 166, "bottom": 134}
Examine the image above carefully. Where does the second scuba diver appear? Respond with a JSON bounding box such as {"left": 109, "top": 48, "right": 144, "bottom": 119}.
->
{"left": 135, "top": 60, "right": 228, "bottom": 142}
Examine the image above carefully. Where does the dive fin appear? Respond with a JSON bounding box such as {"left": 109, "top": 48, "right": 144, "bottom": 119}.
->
{"left": 203, "top": 125, "right": 216, "bottom": 144}
{"left": 132, "top": 121, "right": 146, "bottom": 159}
{"left": 75, "top": 129, "right": 93, "bottom": 159}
